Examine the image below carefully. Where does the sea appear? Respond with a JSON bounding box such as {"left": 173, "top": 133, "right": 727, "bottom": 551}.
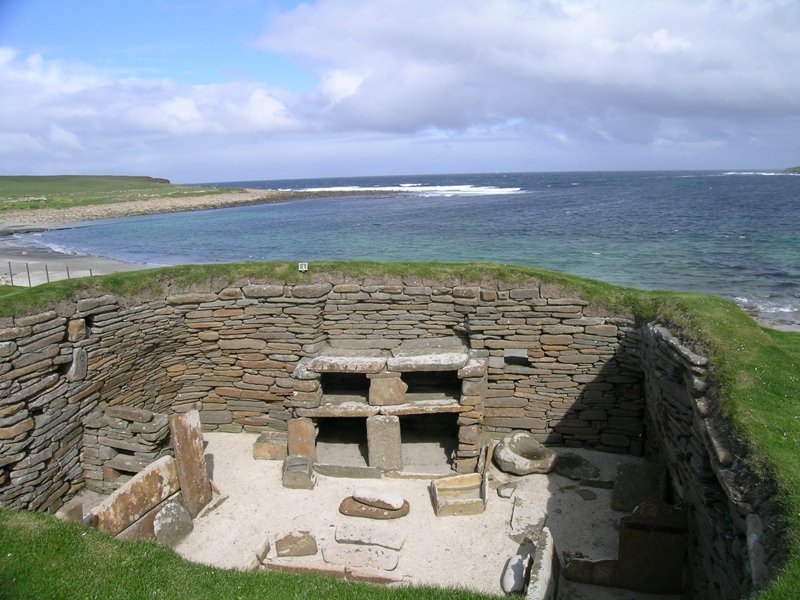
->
{"left": 11, "top": 171, "right": 800, "bottom": 326}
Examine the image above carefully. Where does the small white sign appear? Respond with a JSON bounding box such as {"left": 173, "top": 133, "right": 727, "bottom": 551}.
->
{"left": 298, "top": 262, "right": 308, "bottom": 272}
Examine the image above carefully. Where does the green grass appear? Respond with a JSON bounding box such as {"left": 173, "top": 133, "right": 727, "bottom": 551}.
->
{"left": 0, "top": 175, "right": 236, "bottom": 213}
{"left": 0, "top": 509, "right": 489, "bottom": 600}
{"left": 0, "top": 261, "right": 798, "bottom": 598}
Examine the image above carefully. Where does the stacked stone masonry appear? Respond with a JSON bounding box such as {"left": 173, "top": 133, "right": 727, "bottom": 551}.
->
{"left": 0, "top": 276, "right": 780, "bottom": 597}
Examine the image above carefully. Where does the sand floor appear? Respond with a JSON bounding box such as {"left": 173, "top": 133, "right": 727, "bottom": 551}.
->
{"left": 172, "top": 432, "right": 678, "bottom": 598}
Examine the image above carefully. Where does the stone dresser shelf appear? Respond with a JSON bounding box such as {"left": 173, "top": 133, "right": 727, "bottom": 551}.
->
{"left": 297, "top": 399, "right": 469, "bottom": 418}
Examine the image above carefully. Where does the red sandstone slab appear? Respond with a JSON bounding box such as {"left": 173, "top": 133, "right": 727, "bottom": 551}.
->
{"left": 88, "top": 456, "right": 180, "bottom": 536}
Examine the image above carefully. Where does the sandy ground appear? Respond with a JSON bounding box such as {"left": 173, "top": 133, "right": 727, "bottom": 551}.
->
{"left": 171, "top": 432, "right": 676, "bottom": 598}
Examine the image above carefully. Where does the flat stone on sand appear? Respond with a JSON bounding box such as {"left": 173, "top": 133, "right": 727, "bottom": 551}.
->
{"left": 322, "top": 543, "right": 399, "bottom": 571}
{"left": 275, "top": 531, "right": 318, "bottom": 557}
{"left": 339, "top": 497, "right": 410, "bottom": 520}
{"left": 352, "top": 486, "right": 405, "bottom": 510}
{"left": 335, "top": 523, "right": 406, "bottom": 550}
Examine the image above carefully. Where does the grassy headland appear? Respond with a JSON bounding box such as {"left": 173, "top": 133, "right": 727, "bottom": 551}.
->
{"left": 0, "top": 175, "right": 233, "bottom": 213}
{"left": 0, "top": 261, "right": 798, "bottom": 598}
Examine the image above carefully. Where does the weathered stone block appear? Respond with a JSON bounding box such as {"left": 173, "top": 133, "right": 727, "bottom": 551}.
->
{"left": 169, "top": 410, "right": 211, "bottom": 519}
{"left": 242, "top": 284, "right": 284, "bottom": 298}
{"left": 288, "top": 417, "right": 316, "bottom": 461}
{"left": 368, "top": 376, "right": 407, "bottom": 406}
{"left": 366, "top": 415, "right": 402, "bottom": 471}
{"left": 253, "top": 431, "right": 288, "bottom": 460}
{"left": 308, "top": 355, "right": 386, "bottom": 373}
{"left": 105, "top": 405, "right": 153, "bottom": 423}
{"left": 282, "top": 455, "right": 316, "bottom": 489}
{"left": 292, "top": 283, "right": 333, "bottom": 298}
{"left": 153, "top": 501, "right": 194, "bottom": 547}
{"left": 87, "top": 456, "right": 180, "bottom": 536}
{"left": 276, "top": 531, "right": 318, "bottom": 557}
{"left": 67, "top": 319, "right": 86, "bottom": 342}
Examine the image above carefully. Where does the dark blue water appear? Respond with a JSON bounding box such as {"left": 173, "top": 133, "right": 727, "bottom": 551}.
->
{"left": 13, "top": 171, "right": 800, "bottom": 321}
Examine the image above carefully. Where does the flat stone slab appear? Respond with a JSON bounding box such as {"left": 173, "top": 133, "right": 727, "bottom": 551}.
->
{"left": 563, "top": 558, "right": 618, "bottom": 587}
{"left": 88, "top": 455, "right": 180, "bottom": 536}
{"left": 105, "top": 405, "right": 153, "bottom": 423}
{"left": 339, "top": 497, "right": 410, "bottom": 520}
{"left": 352, "top": 487, "right": 405, "bottom": 511}
{"left": 276, "top": 531, "right": 318, "bottom": 557}
{"left": 527, "top": 527, "right": 559, "bottom": 600}
{"left": 553, "top": 452, "right": 600, "bottom": 480}
{"left": 296, "top": 403, "right": 380, "bottom": 418}
{"left": 335, "top": 523, "right": 406, "bottom": 550}
{"left": 345, "top": 566, "right": 405, "bottom": 584}
{"left": 313, "top": 464, "right": 383, "bottom": 479}
{"left": 379, "top": 400, "right": 468, "bottom": 416}
{"left": 387, "top": 351, "right": 469, "bottom": 372}
{"left": 308, "top": 356, "right": 386, "bottom": 374}
{"left": 322, "top": 544, "right": 399, "bottom": 571}
{"left": 510, "top": 496, "right": 546, "bottom": 543}
{"left": 397, "top": 337, "right": 467, "bottom": 350}
{"left": 262, "top": 559, "right": 346, "bottom": 579}
{"left": 169, "top": 410, "right": 211, "bottom": 519}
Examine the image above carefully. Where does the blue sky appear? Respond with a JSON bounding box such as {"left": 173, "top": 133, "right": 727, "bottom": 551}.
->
{"left": 1, "top": 0, "right": 799, "bottom": 183}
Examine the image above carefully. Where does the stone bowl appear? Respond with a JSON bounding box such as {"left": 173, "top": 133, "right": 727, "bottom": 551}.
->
{"left": 493, "top": 432, "right": 556, "bottom": 475}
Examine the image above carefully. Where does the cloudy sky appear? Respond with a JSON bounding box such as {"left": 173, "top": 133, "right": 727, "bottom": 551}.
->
{"left": 1, "top": 0, "right": 799, "bottom": 183}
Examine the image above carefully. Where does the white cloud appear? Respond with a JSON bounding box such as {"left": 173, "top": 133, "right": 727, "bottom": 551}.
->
{"left": 1, "top": 0, "right": 798, "bottom": 179}
{"left": 258, "top": 0, "right": 800, "bottom": 137}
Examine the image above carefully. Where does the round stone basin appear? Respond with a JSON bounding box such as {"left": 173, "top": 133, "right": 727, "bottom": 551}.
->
{"left": 493, "top": 432, "right": 556, "bottom": 476}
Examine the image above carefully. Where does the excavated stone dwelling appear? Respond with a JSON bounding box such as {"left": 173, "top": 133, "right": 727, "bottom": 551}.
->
{"left": 0, "top": 274, "right": 782, "bottom": 598}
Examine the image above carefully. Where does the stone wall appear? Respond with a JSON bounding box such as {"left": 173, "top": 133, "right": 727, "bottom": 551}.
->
{"left": 641, "top": 323, "right": 777, "bottom": 599}
{"left": 0, "top": 273, "right": 782, "bottom": 597}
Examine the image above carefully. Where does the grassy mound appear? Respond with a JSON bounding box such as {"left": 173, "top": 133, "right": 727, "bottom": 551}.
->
{"left": 0, "top": 261, "right": 797, "bottom": 598}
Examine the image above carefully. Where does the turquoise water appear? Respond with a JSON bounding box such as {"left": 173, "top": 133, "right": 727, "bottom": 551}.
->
{"left": 13, "top": 171, "right": 800, "bottom": 322}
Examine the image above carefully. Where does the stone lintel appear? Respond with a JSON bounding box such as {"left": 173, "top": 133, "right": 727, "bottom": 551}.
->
{"left": 308, "top": 355, "right": 386, "bottom": 374}
{"left": 387, "top": 351, "right": 469, "bottom": 372}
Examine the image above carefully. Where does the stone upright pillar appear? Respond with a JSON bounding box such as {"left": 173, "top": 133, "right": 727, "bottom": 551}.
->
{"left": 169, "top": 410, "right": 212, "bottom": 518}
{"left": 288, "top": 417, "right": 316, "bottom": 462}
{"left": 366, "top": 415, "right": 402, "bottom": 471}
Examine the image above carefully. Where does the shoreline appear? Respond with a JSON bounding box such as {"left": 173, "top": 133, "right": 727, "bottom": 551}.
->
{"left": 1, "top": 188, "right": 797, "bottom": 332}
{"left": 0, "top": 188, "right": 386, "bottom": 234}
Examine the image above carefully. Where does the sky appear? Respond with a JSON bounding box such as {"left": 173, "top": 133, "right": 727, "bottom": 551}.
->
{"left": 0, "top": 0, "right": 799, "bottom": 183}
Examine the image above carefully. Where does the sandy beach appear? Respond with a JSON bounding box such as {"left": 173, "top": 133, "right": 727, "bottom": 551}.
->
{"left": 0, "top": 188, "right": 330, "bottom": 286}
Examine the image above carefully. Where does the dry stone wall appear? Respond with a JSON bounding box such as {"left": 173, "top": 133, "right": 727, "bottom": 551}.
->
{"left": 0, "top": 273, "right": 782, "bottom": 598}
{"left": 641, "top": 323, "right": 777, "bottom": 599}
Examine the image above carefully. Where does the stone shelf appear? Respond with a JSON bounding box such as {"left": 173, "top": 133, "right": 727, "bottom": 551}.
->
{"left": 297, "top": 399, "right": 469, "bottom": 418}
